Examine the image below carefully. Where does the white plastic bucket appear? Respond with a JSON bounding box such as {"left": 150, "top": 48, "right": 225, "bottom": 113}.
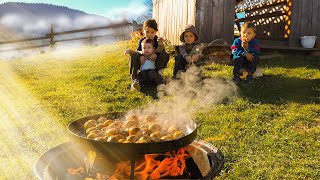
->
{"left": 300, "top": 36, "right": 317, "bottom": 48}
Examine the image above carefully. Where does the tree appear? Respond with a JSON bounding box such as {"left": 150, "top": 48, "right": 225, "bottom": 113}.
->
{"left": 144, "top": 0, "right": 153, "bottom": 19}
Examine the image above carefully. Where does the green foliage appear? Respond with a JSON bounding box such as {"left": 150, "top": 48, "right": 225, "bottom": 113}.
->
{"left": 1, "top": 41, "right": 320, "bottom": 179}
{"left": 129, "top": 30, "right": 143, "bottom": 50}
{"left": 164, "top": 39, "right": 175, "bottom": 57}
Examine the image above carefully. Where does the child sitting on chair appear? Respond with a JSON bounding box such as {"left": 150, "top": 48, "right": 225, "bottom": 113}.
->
{"left": 231, "top": 22, "right": 261, "bottom": 83}
{"left": 173, "top": 24, "right": 202, "bottom": 79}
{"left": 129, "top": 39, "right": 164, "bottom": 91}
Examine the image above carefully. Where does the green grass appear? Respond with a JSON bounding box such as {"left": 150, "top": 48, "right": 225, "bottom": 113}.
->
{"left": 1, "top": 41, "right": 319, "bottom": 179}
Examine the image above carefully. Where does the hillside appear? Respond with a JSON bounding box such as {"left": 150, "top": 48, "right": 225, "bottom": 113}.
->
{"left": 0, "top": 2, "right": 111, "bottom": 37}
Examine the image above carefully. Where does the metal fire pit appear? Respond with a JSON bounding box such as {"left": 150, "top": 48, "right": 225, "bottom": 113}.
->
{"left": 34, "top": 141, "right": 225, "bottom": 180}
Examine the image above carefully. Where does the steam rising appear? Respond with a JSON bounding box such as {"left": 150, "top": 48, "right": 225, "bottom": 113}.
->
{"left": 128, "top": 65, "right": 239, "bottom": 130}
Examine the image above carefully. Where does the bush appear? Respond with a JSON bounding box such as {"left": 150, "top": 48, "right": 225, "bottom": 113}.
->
{"left": 129, "top": 31, "right": 143, "bottom": 50}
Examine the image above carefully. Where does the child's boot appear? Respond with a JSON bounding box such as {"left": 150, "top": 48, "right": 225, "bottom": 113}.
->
{"left": 232, "top": 75, "right": 241, "bottom": 83}
{"left": 131, "top": 80, "right": 141, "bottom": 91}
{"left": 246, "top": 74, "right": 254, "bottom": 84}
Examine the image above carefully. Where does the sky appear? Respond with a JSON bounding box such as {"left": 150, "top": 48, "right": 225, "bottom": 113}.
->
{"left": 0, "top": 0, "right": 146, "bottom": 18}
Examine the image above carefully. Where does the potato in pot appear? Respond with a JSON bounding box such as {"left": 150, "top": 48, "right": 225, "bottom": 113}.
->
{"left": 124, "top": 120, "right": 139, "bottom": 128}
{"left": 108, "top": 121, "right": 122, "bottom": 129}
{"left": 97, "top": 117, "right": 108, "bottom": 124}
{"left": 173, "top": 131, "right": 185, "bottom": 139}
{"left": 84, "top": 120, "right": 97, "bottom": 129}
{"left": 126, "top": 115, "right": 138, "bottom": 122}
{"left": 129, "top": 127, "right": 141, "bottom": 136}
{"left": 149, "top": 123, "right": 161, "bottom": 132}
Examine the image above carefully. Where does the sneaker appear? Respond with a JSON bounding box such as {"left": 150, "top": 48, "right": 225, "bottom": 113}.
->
{"left": 131, "top": 80, "right": 141, "bottom": 91}
{"left": 232, "top": 75, "right": 241, "bottom": 83}
{"left": 246, "top": 75, "right": 254, "bottom": 83}
{"left": 176, "top": 70, "right": 183, "bottom": 79}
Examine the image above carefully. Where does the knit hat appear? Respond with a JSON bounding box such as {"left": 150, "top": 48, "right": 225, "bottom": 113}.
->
{"left": 180, "top": 24, "right": 198, "bottom": 43}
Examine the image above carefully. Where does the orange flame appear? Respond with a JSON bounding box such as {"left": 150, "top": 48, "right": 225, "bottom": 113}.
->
{"left": 111, "top": 148, "right": 191, "bottom": 180}
{"left": 67, "top": 167, "right": 84, "bottom": 175}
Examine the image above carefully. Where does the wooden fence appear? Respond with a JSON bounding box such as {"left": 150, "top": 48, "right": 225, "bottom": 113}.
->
{"left": 0, "top": 21, "right": 139, "bottom": 53}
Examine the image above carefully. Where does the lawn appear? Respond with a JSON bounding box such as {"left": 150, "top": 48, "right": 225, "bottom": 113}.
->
{"left": 0, "top": 41, "right": 319, "bottom": 179}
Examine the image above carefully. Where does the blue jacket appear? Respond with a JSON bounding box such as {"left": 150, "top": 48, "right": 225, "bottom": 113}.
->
{"left": 231, "top": 37, "right": 260, "bottom": 59}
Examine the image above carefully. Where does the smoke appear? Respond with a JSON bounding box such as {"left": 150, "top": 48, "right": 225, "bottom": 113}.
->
{"left": 128, "top": 65, "right": 239, "bottom": 131}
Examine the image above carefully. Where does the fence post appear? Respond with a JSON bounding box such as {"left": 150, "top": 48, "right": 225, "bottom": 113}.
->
{"left": 49, "top": 24, "right": 55, "bottom": 48}
{"left": 89, "top": 29, "right": 94, "bottom": 46}
{"left": 132, "top": 20, "right": 138, "bottom": 32}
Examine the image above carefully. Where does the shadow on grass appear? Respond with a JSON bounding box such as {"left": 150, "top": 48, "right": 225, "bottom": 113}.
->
{"left": 237, "top": 75, "right": 320, "bottom": 104}
{"left": 260, "top": 55, "right": 320, "bottom": 69}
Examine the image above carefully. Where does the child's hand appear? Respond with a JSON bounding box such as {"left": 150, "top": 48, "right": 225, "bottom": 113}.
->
{"left": 124, "top": 48, "right": 131, "bottom": 55}
{"left": 150, "top": 53, "right": 157, "bottom": 61}
{"left": 140, "top": 56, "right": 146, "bottom": 64}
{"left": 241, "top": 41, "right": 249, "bottom": 51}
{"left": 158, "top": 37, "right": 164, "bottom": 45}
{"left": 192, "top": 53, "right": 201, "bottom": 62}
{"left": 186, "top": 55, "right": 192, "bottom": 63}
{"left": 245, "top": 53, "right": 254, "bottom": 61}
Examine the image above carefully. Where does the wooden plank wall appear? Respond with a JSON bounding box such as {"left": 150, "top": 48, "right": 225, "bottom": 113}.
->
{"left": 289, "top": 0, "right": 320, "bottom": 47}
{"left": 153, "top": 0, "right": 196, "bottom": 45}
{"left": 195, "top": 0, "right": 235, "bottom": 44}
{"left": 246, "top": 3, "right": 287, "bottom": 41}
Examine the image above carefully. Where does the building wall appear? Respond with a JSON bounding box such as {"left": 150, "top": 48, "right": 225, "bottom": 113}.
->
{"left": 289, "top": 0, "right": 320, "bottom": 47}
{"left": 195, "top": 0, "right": 235, "bottom": 44}
{"left": 153, "top": 0, "right": 196, "bottom": 45}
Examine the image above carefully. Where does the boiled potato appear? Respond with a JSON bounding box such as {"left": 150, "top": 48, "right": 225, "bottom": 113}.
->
{"left": 124, "top": 120, "right": 139, "bottom": 128}
{"left": 136, "top": 128, "right": 152, "bottom": 137}
{"left": 144, "top": 115, "right": 156, "bottom": 122}
{"left": 160, "top": 134, "right": 173, "bottom": 141}
{"left": 103, "top": 120, "right": 115, "bottom": 127}
{"left": 103, "top": 135, "right": 110, "bottom": 141}
{"left": 150, "top": 132, "right": 161, "bottom": 142}
{"left": 126, "top": 135, "right": 136, "bottom": 142}
{"left": 139, "top": 124, "right": 149, "bottom": 129}
{"left": 168, "top": 126, "right": 178, "bottom": 134}
{"left": 138, "top": 115, "right": 145, "bottom": 121}
{"left": 126, "top": 115, "right": 138, "bottom": 121}
{"left": 97, "top": 117, "right": 108, "bottom": 123}
{"left": 84, "top": 120, "right": 97, "bottom": 129}
{"left": 173, "top": 131, "right": 184, "bottom": 139}
{"left": 87, "top": 132, "right": 99, "bottom": 139}
{"left": 114, "top": 134, "right": 125, "bottom": 140}
{"left": 86, "top": 127, "right": 98, "bottom": 134}
{"left": 118, "top": 139, "right": 125, "bottom": 143}
{"left": 139, "top": 135, "right": 151, "bottom": 143}
{"left": 119, "top": 130, "right": 129, "bottom": 137}
{"left": 108, "top": 121, "right": 122, "bottom": 129}
{"left": 90, "top": 130, "right": 105, "bottom": 136}
{"left": 105, "top": 128, "right": 119, "bottom": 136}
{"left": 129, "top": 127, "right": 140, "bottom": 136}
{"left": 149, "top": 123, "right": 161, "bottom": 132}
{"left": 95, "top": 123, "right": 105, "bottom": 130}
{"left": 107, "top": 135, "right": 119, "bottom": 142}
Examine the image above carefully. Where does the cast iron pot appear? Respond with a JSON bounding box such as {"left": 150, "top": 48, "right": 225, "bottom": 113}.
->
{"left": 68, "top": 112, "right": 197, "bottom": 161}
